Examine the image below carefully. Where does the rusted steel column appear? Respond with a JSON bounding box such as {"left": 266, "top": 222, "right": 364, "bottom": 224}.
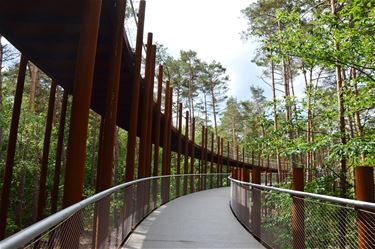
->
{"left": 220, "top": 137, "right": 224, "bottom": 186}
{"left": 161, "top": 83, "right": 171, "bottom": 204}
{"left": 138, "top": 33, "right": 153, "bottom": 179}
{"left": 96, "top": 0, "right": 126, "bottom": 192}
{"left": 176, "top": 103, "right": 182, "bottom": 196}
{"left": 216, "top": 136, "right": 222, "bottom": 187}
{"left": 183, "top": 111, "right": 189, "bottom": 194}
{"left": 355, "top": 167, "right": 375, "bottom": 249}
{"left": 190, "top": 118, "right": 195, "bottom": 193}
{"left": 161, "top": 82, "right": 171, "bottom": 176}
{"left": 145, "top": 45, "right": 156, "bottom": 177}
{"left": 51, "top": 90, "right": 68, "bottom": 214}
{"left": 94, "top": 1, "right": 126, "bottom": 246}
{"left": 37, "top": 81, "right": 57, "bottom": 221}
{"left": 166, "top": 87, "right": 173, "bottom": 175}
{"left": 251, "top": 160, "right": 261, "bottom": 239}
{"left": 125, "top": 0, "right": 146, "bottom": 182}
{"left": 203, "top": 127, "right": 208, "bottom": 189}
{"left": 153, "top": 65, "right": 163, "bottom": 177}
{"left": 0, "top": 55, "right": 27, "bottom": 239}
{"left": 209, "top": 132, "right": 214, "bottom": 188}
{"left": 292, "top": 167, "right": 305, "bottom": 249}
{"left": 62, "top": 0, "right": 103, "bottom": 208}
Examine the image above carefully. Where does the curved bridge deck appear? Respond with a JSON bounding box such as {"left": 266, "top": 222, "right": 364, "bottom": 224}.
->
{"left": 123, "top": 187, "right": 264, "bottom": 249}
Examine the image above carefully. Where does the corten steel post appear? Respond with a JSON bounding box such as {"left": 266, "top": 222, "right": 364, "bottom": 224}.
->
{"left": 161, "top": 83, "right": 171, "bottom": 204}
{"left": 251, "top": 161, "right": 261, "bottom": 239}
{"left": 166, "top": 87, "right": 173, "bottom": 175}
{"left": 138, "top": 33, "right": 153, "bottom": 179}
{"left": 220, "top": 138, "right": 224, "bottom": 186}
{"left": 0, "top": 55, "right": 27, "bottom": 239}
{"left": 62, "top": 0, "right": 103, "bottom": 208}
{"left": 153, "top": 66, "right": 163, "bottom": 177}
{"left": 161, "top": 82, "right": 171, "bottom": 176}
{"left": 37, "top": 81, "right": 57, "bottom": 221}
{"left": 94, "top": 1, "right": 126, "bottom": 246}
{"left": 210, "top": 132, "right": 214, "bottom": 188}
{"left": 292, "top": 167, "right": 305, "bottom": 249}
{"left": 176, "top": 103, "right": 182, "bottom": 196}
{"left": 51, "top": 90, "right": 68, "bottom": 214}
{"left": 203, "top": 127, "right": 208, "bottom": 189}
{"left": 355, "top": 167, "right": 375, "bottom": 249}
{"left": 227, "top": 141, "right": 230, "bottom": 186}
{"left": 216, "top": 136, "right": 222, "bottom": 187}
{"left": 145, "top": 45, "right": 156, "bottom": 178}
{"left": 183, "top": 111, "right": 189, "bottom": 194}
{"left": 190, "top": 118, "right": 195, "bottom": 193}
{"left": 125, "top": 0, "right": 146, "bottom": 183}
{"left": 199, "top": 125, "right": 204, "bottom": 190}
{"left": 96, "top": 0, "right": 126, "bottom": 192}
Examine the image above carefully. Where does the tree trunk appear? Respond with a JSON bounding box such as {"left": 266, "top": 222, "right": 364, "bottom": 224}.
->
{"left": 271, "top": 59, "right": 281, "bottom": 182}
{"left": 28, "top": 64, "right": 38, "bottom": 112}
{"left": 0, "top": 35, "right": 3, "bottom": 166}
{"left": 90, "top": 113, "right": 99, "bottom": 187}
{"left": 210, "top": 87, "right": 218, "bottom": 137}
{"left": 331, "top": 0, "right": 347, "bottom": 198}
{"left": 204, "top": 92, "right": 208, "bottom": 128}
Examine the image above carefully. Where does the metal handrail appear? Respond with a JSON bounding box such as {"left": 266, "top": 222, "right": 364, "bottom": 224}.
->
{"left": 0, "top": 173, "right": 228, "bottom": 248}
{"left": 229, "top": 176, "right": 375, "bottom": 211}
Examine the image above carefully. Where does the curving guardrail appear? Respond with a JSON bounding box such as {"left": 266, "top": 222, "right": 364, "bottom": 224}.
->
{"left": 229, "top": 176, "right": 375, "bottom": 249}
{"left": 0, "top": 173, "right": 228, "bottom": 249}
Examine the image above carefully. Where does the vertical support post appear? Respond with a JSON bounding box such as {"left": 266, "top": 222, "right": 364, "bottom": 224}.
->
{"left": 183, "top": 111, "right": 189, "bottom": 194}
{"left": 227, "top": 141, "right": 230, "bottom": 186}
{"left": 236, "top": 144, "right": 239, "bottom": 180}
{"left": 37, "top": 81, "right": 57, "bottom": 221}
{"left": 94, "top": 1, "right": 126, "bottom": 246}
{"left": 166, "top": 88, "right": 173, "bottom": 175}
{"left": 190, "top": 118, "right": 195, "bottom": 193}
{"left": 251, "top": 162, "right": 261, "bottom": 239}
{"left": 355, "top": 167, "right": 375, "bottom": 249}
{"left": 125, "top": 0, "right": 146, "bottom": 182}
{"left": 210, "top": 132, "right": 214, "bottom": 188}
{"left": 176, "top": 103, "right": 182, "bottom": 196}
{"left": 292, "top": 167, "right": 305, "bottom": 249}
{"left": 153, "top": 65, "right": 163, "bottom": 177}
{"left": 51, "top": 90, "right": 68, "bottom": 214}
{"left": 96, "top": 0, "right": 126, "bottom": 192}
{"left": 138, "top": 33, "right": 153, "bottom": 179}
{"left": 217, "top": 136, "right": 221, "bottom": 187}
{"left": 161, "top": 82, "right": 171, "bottom": 176}
{"left": 204, "top": 127, "right": 208, "bottom": 189}
{"left": 220, "top": 138, "right": 224, "bottom": 186}
{"left": 0, "top": 55, "right": 27, "bottom": 239}
{"left": 62, "top": 0, "right": 103, "bottom": 208}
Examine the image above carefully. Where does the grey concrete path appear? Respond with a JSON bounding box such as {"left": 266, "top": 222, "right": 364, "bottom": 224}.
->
{"left": 123, "top": 187, "right": 264, "bottom": 249}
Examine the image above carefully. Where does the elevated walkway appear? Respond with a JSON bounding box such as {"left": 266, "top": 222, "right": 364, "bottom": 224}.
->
{"left": 123, "top": 187, "right": 264, "bottom": 249}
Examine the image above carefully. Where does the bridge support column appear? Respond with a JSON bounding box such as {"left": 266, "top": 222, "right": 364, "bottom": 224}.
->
{"left": 292, "top": 167, "right": 305, "bottom": 249}
{"left": 176, "top": 103, "right": 182, "bottom": 196}
{"left": 183, "top": 111, "right": 189, "bottom": 194}
{"left": 210, "top": 132, "right": 214, "bottom": 188}
{"left": 0, "top": 55, "right": 27, "bottom": 239}
{"left": 161, "top": 82, "right": 171, "bottom": 204}
{"left": 199, "top": 125, "right": 205, "bottom": 190}
{"left": 125, "top": 0, "right": 146, "bottom": 182}
{"left": 251, "top": 165, "right": 261, "bottom": 238}
{"left": 62, "top": 0, "right": 102, "bottom": 208}
{"left": 355, "top": 166, "right": 375, "bottom": 249}
{"left": 37, "top": 81, "right": 57, "bottom": 221}
{"left": 51, "top": 90, "right": 68, "bottom": 214}
{"left": 190, "top": 118, "right": 195, "bottom": 193}
{"left": 94, "top": 0, "right": 126, "bottom": 247}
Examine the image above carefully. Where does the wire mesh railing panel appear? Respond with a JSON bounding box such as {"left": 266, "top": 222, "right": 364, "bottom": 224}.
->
{"left": 2, "top": 174, "right": 228, "bottom": 249}
{"left": 230, "top": 178, "right": 375, "bottom": 249}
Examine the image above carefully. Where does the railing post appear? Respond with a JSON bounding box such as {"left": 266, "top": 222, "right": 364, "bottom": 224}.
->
{"left": 0, "top": 55, "right": 27, "bottom": 239}
{"left": 355, "top": 166, "right": 375, "bottom": 249}
{"left": 292, "top": 167, "right": 305, "bottom": 249}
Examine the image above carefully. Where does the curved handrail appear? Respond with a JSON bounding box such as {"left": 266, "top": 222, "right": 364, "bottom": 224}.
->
{"left": 0, "top": 173, "right": 228, "bottom": 248}
{"left": 229, "top": 176, "right": 375, "bottom": 210}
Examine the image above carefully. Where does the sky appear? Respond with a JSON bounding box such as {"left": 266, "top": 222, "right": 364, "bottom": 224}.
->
{"left": 142, "top": 0, "right": 273, "bottom": 101}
